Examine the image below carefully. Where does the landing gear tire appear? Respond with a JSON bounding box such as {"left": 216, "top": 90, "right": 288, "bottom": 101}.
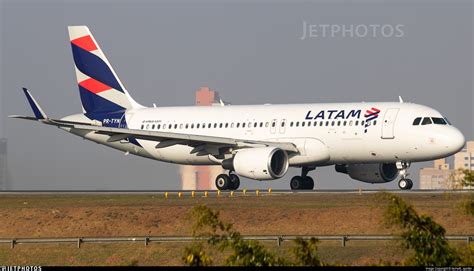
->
{"left": 396, "top": 161, "right": 412, "bottom": 190}
{"left": 398, "top": 178, "right": 413, "bottom": 190}
{"left": 303, "top": 176, "right": 314, "bottom": 190}
{"left": 290, "top": 176, "right": 314, "bottom": 190}
{"left": 229, "top": 174, "right": 240, "bottom": 190}
{"left": 215, "top": 174, "right": 230, "bottom": 191}
{"left": 290, "top": 166, "right": 316, "bottom": 190}
{"left": 290, "top": 176, "right": 304, "bottom": 190}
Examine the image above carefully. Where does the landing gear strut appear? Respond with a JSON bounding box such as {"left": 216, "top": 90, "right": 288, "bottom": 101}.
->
{"left": 396, "top": 161, "right": 413, "bottom": 190}
{"left": 215, "top": 173, "right": 240, "bottom": 191}
{"left": 290, "top": 166, "right": 315, "bottom": 190}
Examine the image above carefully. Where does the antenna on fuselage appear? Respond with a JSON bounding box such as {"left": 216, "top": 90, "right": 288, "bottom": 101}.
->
{"left": 398, "top": 96, "right": 404, "bottom": 103}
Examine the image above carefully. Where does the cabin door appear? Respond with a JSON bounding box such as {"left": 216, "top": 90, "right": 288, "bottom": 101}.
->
{"left": 381, "top": 108, "right": 399, "bottom": 139}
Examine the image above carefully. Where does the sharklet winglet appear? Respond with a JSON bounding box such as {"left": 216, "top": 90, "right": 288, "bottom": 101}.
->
{"left": 21, "top": 88, "right": 48, "bottom": 120}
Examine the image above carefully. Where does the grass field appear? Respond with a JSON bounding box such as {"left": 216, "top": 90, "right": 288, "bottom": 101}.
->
{"left": 0, "top": 191, "right": 472, "bottom": 265}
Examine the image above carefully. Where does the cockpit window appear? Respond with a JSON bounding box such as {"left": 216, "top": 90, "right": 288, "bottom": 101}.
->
{"left": 421, "top": 117, "right": 432, "bottom": 125}
{"left": 444, "top": 117, "right": 451, "bottom": 125}
{"left": 432, "top": 117, "right": 447, "bottom": 125}
{"left": 412, "top": 117, "right": 422, "bottom": 125}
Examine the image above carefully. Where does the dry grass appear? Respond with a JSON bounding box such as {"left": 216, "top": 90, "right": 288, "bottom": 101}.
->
{"left": 0, "top": 191, "right": 472, "bottom": 265}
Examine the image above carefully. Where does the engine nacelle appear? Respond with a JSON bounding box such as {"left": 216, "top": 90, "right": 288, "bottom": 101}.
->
{"left": 335, "top": 163, "right": 399, "bottom": 183}
{"left": 222, "top": 147, "right": 289, "bottom": 180}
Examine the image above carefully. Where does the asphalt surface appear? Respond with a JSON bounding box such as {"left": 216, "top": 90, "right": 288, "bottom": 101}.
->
{"left": 0, "top": 189, "right": 471, "bottom": 195}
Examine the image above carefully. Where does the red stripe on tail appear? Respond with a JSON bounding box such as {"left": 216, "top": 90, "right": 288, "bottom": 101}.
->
{"left": 79, "top": 78, "right": 111, "bottom": 94}
{"left": 71, "top": 35, "right": 98, "bottom": 52}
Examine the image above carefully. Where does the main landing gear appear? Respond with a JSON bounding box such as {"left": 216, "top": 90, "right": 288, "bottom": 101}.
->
{"left": 290, "top": 166, "right": 315, "bottom": 190}
{"left": 397, "top": 161, "right": 413, "bottom": 190}
{"left": 215, "top": 173, "right": 240, "bottom": 191}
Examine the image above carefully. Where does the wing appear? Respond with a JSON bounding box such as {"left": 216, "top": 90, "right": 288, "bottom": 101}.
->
{"left": 68, "top": 121, "right": 298, "bottom": 153}
{"left": 10, "top": 88, "right": 299, "bottom": 156}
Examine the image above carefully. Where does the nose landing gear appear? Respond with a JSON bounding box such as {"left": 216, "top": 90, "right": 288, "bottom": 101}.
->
{"left": 290, "top": 166, "right": 315, "bottom": 190}
{"left": 397, "top": 161, "right": 413, "bottom": 190}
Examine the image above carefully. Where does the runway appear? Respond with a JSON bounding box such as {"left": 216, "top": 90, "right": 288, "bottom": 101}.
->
{"left": 0, "top": 189, "right": 471, "bottom": 195}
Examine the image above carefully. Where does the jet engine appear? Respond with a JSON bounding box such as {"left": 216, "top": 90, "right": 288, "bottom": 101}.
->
{"left": 335, "top": 163, "right": 399, "bottom": 183}
{"left": 222, "top": 147, "right": 289, "bottom": 180}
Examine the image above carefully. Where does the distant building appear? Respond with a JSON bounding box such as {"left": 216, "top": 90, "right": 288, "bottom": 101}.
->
{"left": 180, "top": 87, "right": 226, "bottom": 190}
{"left": 419, "top": 158, "right": 453, "bottom": 189}
{"left": 419, "top": 140, "right": 474, "bottom": 189}
{"left": 454, "top": 141, "right": 474, "bottom": 170}
{"left": 0, "top": 138, "right": 7, "bottom": 190}
{"left": 180, "top": 166, "right": 225, "bottom": 190}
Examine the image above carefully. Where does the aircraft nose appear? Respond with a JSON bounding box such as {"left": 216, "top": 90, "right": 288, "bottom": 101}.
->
{"left": 439, "top": 127, "right": 465, "bottom": 155}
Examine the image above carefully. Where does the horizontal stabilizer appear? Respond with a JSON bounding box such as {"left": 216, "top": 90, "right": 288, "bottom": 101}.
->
{"left": 8, "top": 115, "right": 39, "bottom": 121}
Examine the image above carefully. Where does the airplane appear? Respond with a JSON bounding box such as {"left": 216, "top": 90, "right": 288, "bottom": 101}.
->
{"left": 10, "top": 26, "right": 465, "bottom": 191}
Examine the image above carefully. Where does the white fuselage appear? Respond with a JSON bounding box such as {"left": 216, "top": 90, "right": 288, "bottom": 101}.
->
{"left": 63, "top": 101, "right": 465, "bottom": 168}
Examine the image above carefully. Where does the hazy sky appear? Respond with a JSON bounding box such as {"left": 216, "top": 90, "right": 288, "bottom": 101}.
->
{"left": 1, "top": 0, "right": 472, "bottom": 190}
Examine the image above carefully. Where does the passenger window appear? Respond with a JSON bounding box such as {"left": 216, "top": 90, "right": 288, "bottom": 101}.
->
{"left": 208, "top": 123, "right": 212, "bottom": 128}
{"left": 236, "top": 123, "right": 240, "bottom": 128}
{"left": 421, "top": 117, "right": 432, "bottom": 125}
{"left": 231, "top": 123, "right": 234, "bottom": 128}
{"left": 290, "top": 122, "right": 294, "bottom": 127}
{"left": 361, "top": 121, "right": 365, "bottom": 126}
{"left": 219, "top": 123, "right": 223, "bottom": 128}
{"left": 302, "top": 122, "right": 305, "bottom": 127}
{"left": 213, "top": 123, "right": 217, "bottom": 128}
{"left": 151, "top": 124, "right": 155, "bottom": 129}
{"left": 141, "top": 124, "right": 144, "bottom": 129}
{"left": 296, "top": 122, "right": 299, "bottom": 127}
{"left": 325, "top": 121, "right": 329, "bottom": 126}
{"left": 272, "top": 122, "right": 276, "bottom": 127}
{"left": 253, "top": 123, "right": 257, "bottom": 128}
{"left": 412, "top": 117, "right": 422, "bottom": 125}
{"left": 373, "top": 121, "right": 376, "bottom": 126}
{"left": 260, "top": 122, "right": 263, "bottom": 128}
{"left": 157, "top": 124, "right": 161, "bottom": 129}
{"left": 243, "top": 123, "right": 246, "bottom": 128}
{"left": 174, "top": 124, "right": 178, "bottom": 129}
{"left": 225, "top": 123, "right": 229, "bottom": 128}
{"left": 337, "top": 121, "right": 341, "bottom": 126}
{"left": 331, "top": 121, "right": 335, "bottom": 126}
{"left": 355, "top": 121, "right": 358, "bottom": 126}
{"left": 191, "top": 124, "right": 194, "bottom": 129}
{"left": 146, "top": 124, "right": 150, "bottom": 129}
{"left": 281, "top": 122, "right": 285, "bottom": 127}
{"left": 196, "top": 124, "right": 200, "bottom": 129}
{"left": 265, "top": 122, "right": 269, "bottom": 127}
